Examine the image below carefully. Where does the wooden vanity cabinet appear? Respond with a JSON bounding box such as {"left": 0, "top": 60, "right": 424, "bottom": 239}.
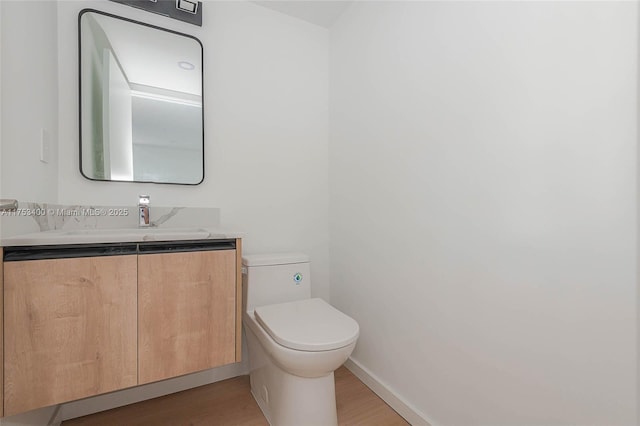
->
{"left": 138, "top": 240, "right": 239, "bottom": 384}
{"left": 3, "top": 247, "right": 138, "bottom": 416}
{"left": 0, "top": 248, "right": 3, "bottom": 418}
{"left": 1, "top": 238, "right": 242, "bottom": 416}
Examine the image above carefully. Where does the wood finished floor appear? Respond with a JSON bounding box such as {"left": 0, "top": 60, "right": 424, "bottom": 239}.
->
{"left": 63, "top": 367, "right": 409, "bottom": 426}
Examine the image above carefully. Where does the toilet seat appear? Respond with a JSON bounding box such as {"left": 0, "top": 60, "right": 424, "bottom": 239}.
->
{"left": 254, "top": 298, "right": 359, "bottom": 352}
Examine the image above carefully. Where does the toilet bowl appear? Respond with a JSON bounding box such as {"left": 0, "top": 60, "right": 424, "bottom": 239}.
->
{"left": 242, "top": 254, "right": 359, "bottom": 426}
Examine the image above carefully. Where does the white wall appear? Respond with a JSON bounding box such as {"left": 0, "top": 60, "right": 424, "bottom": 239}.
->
{"left": 0, "top": 8, "right": 59, "bottom": 425}
{"left": 202, "top": 0, "right": 329, "bottom": 293}
{"left": 330, "top": 2, "right": 637, "bottom": 425}
{"left": 1, "top": 0, "right": 3, "bottom": 237}
{"left": 55, "top": 0, "right": 330, "bottom": 298}
{"left": 1, "top": 1, "right": 59, "bottom": 204}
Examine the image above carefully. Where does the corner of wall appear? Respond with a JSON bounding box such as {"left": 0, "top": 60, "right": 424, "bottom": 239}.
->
{"left": 344, "top": 358, "right": 435, "bottom": 426}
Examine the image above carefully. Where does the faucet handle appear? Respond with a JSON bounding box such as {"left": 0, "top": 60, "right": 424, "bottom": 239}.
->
{"left": 139, "top": 195, "right": 150, "bottom": 206}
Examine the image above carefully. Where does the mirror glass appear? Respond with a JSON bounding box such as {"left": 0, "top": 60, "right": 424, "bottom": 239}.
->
{"left": 79, "top": 10, "right": 204, "bottom": 185}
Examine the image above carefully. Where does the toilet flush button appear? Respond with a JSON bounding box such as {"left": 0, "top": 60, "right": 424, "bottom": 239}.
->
{"left": 293, "top": 273, "right": 303, "bottom": 285}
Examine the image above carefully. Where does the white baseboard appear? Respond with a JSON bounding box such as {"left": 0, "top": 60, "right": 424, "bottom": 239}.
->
{"left": 61, "top": 361, "right": 248, "bottom": 421}
{"left": 344, "top": 358, "right": 436, "bottom": 426}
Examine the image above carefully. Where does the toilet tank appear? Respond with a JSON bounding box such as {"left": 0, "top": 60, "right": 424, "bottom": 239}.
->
{"left": 242, "top": 253, "right": 311, "bottom": 312}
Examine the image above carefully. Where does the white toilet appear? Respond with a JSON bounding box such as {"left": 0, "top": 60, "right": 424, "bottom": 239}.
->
{"left": 242, "top": 253, "right": 359, "bottom": 426}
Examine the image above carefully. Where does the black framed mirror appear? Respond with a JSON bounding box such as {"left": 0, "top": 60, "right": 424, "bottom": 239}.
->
{"left": 79, "top": 9, "right": 204, "bottom": 185}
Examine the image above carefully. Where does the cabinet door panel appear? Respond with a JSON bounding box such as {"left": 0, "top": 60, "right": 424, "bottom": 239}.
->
{"left": 4, "top": 255, "right": 137, "bottom": 416}
{"left": 138, "top": 250, "right": 236, "bottom": 384}
{"left": 1, "top": 248, "right": 3, "bottom": 418}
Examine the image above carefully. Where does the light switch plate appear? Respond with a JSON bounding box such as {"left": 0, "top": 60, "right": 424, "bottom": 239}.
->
{"left": 40, "top": 129, "right": 50, "bottom": 164}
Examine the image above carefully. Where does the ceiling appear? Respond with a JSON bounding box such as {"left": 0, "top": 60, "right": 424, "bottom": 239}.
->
{"left": 251, "top": 1, "right": 352, "bottom": 28}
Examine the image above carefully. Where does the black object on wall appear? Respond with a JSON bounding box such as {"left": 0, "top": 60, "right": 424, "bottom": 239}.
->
{"left": 109, "top": 0, "right": 202, "bottom": 26}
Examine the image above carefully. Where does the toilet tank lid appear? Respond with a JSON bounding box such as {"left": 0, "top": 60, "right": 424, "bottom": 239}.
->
{"left": 242, "top": 253, "right": 309, "bottom": 267}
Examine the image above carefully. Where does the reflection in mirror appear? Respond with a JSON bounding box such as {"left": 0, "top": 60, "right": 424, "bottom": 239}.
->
{"left": 79, "top": 10, "right": 204, "bottom": 185}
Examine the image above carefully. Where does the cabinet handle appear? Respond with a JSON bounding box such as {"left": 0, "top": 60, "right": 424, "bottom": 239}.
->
{"left": 138, "top": 239, "right": 236, "bottom": 254}
{"left": 3, "top": 243, "right": 138, "bottom": 261}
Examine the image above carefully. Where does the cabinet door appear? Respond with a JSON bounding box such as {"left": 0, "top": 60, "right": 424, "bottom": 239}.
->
{"left": 4, "top": 255, "right": 137, "bottom": 416}
{"left": 138, "top": 249, "right": 236, "bottom": 384}
{"left": 0, "top": 248, "right": 3, "bottom": 418}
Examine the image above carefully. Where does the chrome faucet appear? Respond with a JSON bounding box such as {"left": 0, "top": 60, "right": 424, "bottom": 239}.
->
{"left": 138, "top": 195, "right": 150, "bottom": 227}
{"left": 0, "top": 199, "right": 18, "bottom": 212}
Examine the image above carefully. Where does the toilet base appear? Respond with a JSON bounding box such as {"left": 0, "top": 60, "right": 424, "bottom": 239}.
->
{"left": 245, "top": 324, "right": 338, "bottom": 426}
